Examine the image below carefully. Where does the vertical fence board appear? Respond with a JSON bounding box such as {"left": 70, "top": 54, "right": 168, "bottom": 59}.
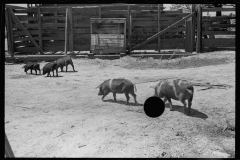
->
{"left": 158, "top": 4, "right": 162, "bottom": 53}
{"left": 191, "top": 4, "right": 196, "bottom": 52}
{"left": 37, "top": 8, "right": 43, "bottom": 54}
{"left": 68, "top": 6, "right": 73, "bottom": 52}
{"left": 99, "top": 6, "right": 101, "bottom": 18}
{"left": 196, "top": 5, "right": 202, "bottom": 53}
{"left": 6, "top": 9, "right": 14, "bottom": 57}
{"left": 127, "top": 5, "right": 131, "bottom": 54}
{"left": 185, "top": 20, "right": 191, "bottom": 52}
{"left": 64, "top": 8, "right": 68, "bottom": 55}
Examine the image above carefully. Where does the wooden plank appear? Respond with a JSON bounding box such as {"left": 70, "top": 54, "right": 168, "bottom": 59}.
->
{"left": 68, "top": 6, "right": 73, "bottom": 52}
{"left": 41, "top": 16, "right": 66, "bottom": 21}
{"left": 191, "top": 4, "right": 196, "bottom": 52}
{"left": 202, "top": 8, "right": 235, "bottom": 12}
{"left": 203, "top": 31, "right": 235, "bottom": 35}
{"left": 196, "top": 5, "right": 202, "bottom": 53}
{"left": 133, "top": 27, "right": 185, "bottom": 33}
{"left": 13, "top": 36, "right": 66, "bottom": 41}
{"left": 202, "top": 38, "right": 235, "bottom": 47}
{"left": 101, "top": 6, "right": 128, "bottom": 11}
{"left": 37, "top": 8, "right": 43, "bottom": 54}
{"left": 185, "top": 20, "right": 191, "bottom": 52}
{"left": 64, "top": 8, "right": 68, "bottom": 55}
{"left": 6, "top": 9, "right": 14, "bottom": 57}
{"left": 202, "top": 16, "right": 236, "bottom": 21}
{"left": 12, "top": 8, "right": 37, "bottom": 13}
{"left": 99, "top": 6, "right": 101, "bottom": 18}
{"left": 40, "top": 8, "right": 66, "bottom": 13}
{"left": 130, "top": 6, "right": 158, "bottom": 11}
{"left": 15, "top": 16, "right": 38, "bottom": 21}
{"left": 127, "top": 5, "right": 131, "bottom": 55}
{"left": 14, "top": 47, "right": 39, "bottom": 52}
{"left": 73, "top": 45, "right": 90, "bottom": 51}
{"left": 203, "top": 24, "right": 235, "bottom": 28}
{"left": 132, "top": 20, "right": 185, "bottom": 27}
{"left": 158, "top": 4, "right": 162, "bottom": 53}
{"left": 132, "top": 43, "right": 185, "bottom": 50}
{"left": 132, "top": 11, "right": 196, "bottom": 50}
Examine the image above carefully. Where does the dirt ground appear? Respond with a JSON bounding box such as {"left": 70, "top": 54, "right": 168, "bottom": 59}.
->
{"left": 5, "top": 51, "right": 235, "bottom": 158}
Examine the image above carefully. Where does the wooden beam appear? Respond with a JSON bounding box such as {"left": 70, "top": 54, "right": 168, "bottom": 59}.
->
{"left": 5, "top": 9, "right": 14, "bottom": 58}
{"left": 68, "top": 6, "right": 73, "bottom": 53}
{"left": 132, "top": 11, "right": 196, "bottom": 50}
{"left": 158, "top": 4, "right": 162, "bottom": 53}
{"left": 185, "top": 20, "right": 191, "bottom": 52}
{"left": 64, "top": 7, "right": 68, "bottom": 55}
{"left": 196, "top": 5, "right": 202, "bottom": 53}
{"left": 37, "top": 8, "right": 43, "bottom": 54}
{"left": 191, "top": 4, "right": 196, "bottom": 52}
{"left": 99, "top": 6, "right": 101, "bottom": 18}
{"left": 127, "top": 5, "right": 132, "bottom": 55}
{"left": 8, "top": 9, "right": 44, "bottom": 54}
{"left": 202, "top": 8, "right": 235, "bottom": 12}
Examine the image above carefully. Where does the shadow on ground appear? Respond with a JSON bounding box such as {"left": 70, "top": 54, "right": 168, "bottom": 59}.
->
{"left": 165, "top": 104, "right": 208, "bottom": 119}
{"left": 44, "top": 75, "right": 64, "bottom": 78}
{"left": 103, "top": 99, "right": 143, "bottom": 106}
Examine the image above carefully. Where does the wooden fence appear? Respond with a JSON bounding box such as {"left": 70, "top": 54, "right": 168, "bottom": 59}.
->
{"left": 5, "top": 4, "right": 235, "bottom": 58}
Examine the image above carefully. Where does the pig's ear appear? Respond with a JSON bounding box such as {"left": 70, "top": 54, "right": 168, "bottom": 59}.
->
{"left": 95, "top": 84, "right": 101, "bottom": 89}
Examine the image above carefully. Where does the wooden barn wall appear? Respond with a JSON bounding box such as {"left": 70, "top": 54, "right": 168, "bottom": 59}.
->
{"left": 10, "top": 5, "right": 189, "bottom": 54}
{"left": 201, "top": 8, "right": 235, "bottom": 50}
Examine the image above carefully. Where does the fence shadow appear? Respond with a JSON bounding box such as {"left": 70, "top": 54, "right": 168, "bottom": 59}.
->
{"left": 44, "top": 75, "right": 64, "bottom": 78}
{"left": 103, "top": 99, "right": 143, "bottom": 106}
{"left": 165, "top": 104, "right": 208, "bottom": 119}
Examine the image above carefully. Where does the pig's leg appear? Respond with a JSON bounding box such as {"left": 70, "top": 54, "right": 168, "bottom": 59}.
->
{"left": 124, "top": 93, "right": 130, "bottom": 105}
{"left": 113, "top": 93, "right": 117, "bottom": 101}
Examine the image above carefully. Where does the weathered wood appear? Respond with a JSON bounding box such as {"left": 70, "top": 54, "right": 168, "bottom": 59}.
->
{"left": 132, "top": 11, "right": 196, "bottom": 50}
{"left": 203, "top": 31, "right": 235, "bottom": 35}
{"left": 202, "top": 7, "right": 235, "bottom": 12}
{"left": 6, "top": 9, "right": 14, "bottom": 58}
{"left": 40, "top": 8, "right": 67, "bottom": 13}
{"left": 133, "top": 27, "right": 185, "bottom": 33}
{"left": 196, "top": 5, "right": 202, "bottom": 53}
{"left": 203, "top": 24, "right": 235, "bottom": 28}
{"left": 130, "top": 6, "right": 158, "bottom": 11}
{"left": 9, "top": 9, "right": 43, "bottom": 54}
{"left": 202, "top": 16, "right": 235, "bottom": 21}
{"left": 12, "top": 8, "right": 37, "bottom": 13}
{"left": 41, "top": 16, "right": 66, "bottom": 21}
{"left": 68, "top": 6, "right": 73, "bottom": 52}
{"left": 74, "top": 45, "right": 90, "bottom": 51}
{"left": 185, "top": 20, "right": 191, "bottom": 52}
{"left": 101, "top": 6, "right": 128, "bottom": 11}
{"left": 37, "top": 8, "right": 43, "bottom": 54}
{"left": 127, "top": 5, "right": 131, "bottom": 55}
{"left": 202, "top": 38, "right": 235, "bottom": 47}
{"left": 158, "top": 4, "right": 162, "bottom": 53}
{"left": 132, "top": 21, "right": 185, "bottom": 27}
{"left": 99, "top": 6, "right": 101, "bottom": 18}
{"left": 191, "top": 4, "right": 196, "bottom": 52}
{"left": 15, "top": 16, "right": 38, "bottom": 21}
{"left": 64, "top": 8, "right": 68, "bottom": 55}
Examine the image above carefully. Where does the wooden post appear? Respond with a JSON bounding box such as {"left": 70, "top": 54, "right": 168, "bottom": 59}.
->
{"left": 99, "top": 6, "right": 101, "bottom": 18}
{"left": 37, "top": 8, "right": 43, "bottom": 54}
{"left": 6, "top": 9, "right": 14, "bottom": 58}
{"left": 185, "top": 20, "right": 191, "bottom": 52}
{"left": 196, "top": 5, "right": 202, "bottom": 53}
{"left": 127, "top": 5, "right": 131, "bottom": 55}
{"left": 54, "top": 4, "right": 57, "bottom": 30}
{"left": 191, "top": 4, "right": 196, "bottom": 52}
{"left": 158, "top": 4, "right": 162, "bottom": 53}
{"left": 68, "top": 6, "right": 73, "bottom": 53}
{"left": 64, "top": 8, "right": 68, "bottom": 55}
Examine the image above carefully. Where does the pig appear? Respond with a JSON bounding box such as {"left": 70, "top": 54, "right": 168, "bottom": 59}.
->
{"left": 42, "top": 61, "right": 58, "bottom": 77}
{"left": 96, "top": 78, "right": 137, "bottom": 105}
{"left": 56, "top": 56, "right": 75, "bottom": 72}
{"left": 22, "top": 62, "right": 41, "bottom": 75}
{"left": 151, "top": 79, "right": 194, "bottom": 115}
